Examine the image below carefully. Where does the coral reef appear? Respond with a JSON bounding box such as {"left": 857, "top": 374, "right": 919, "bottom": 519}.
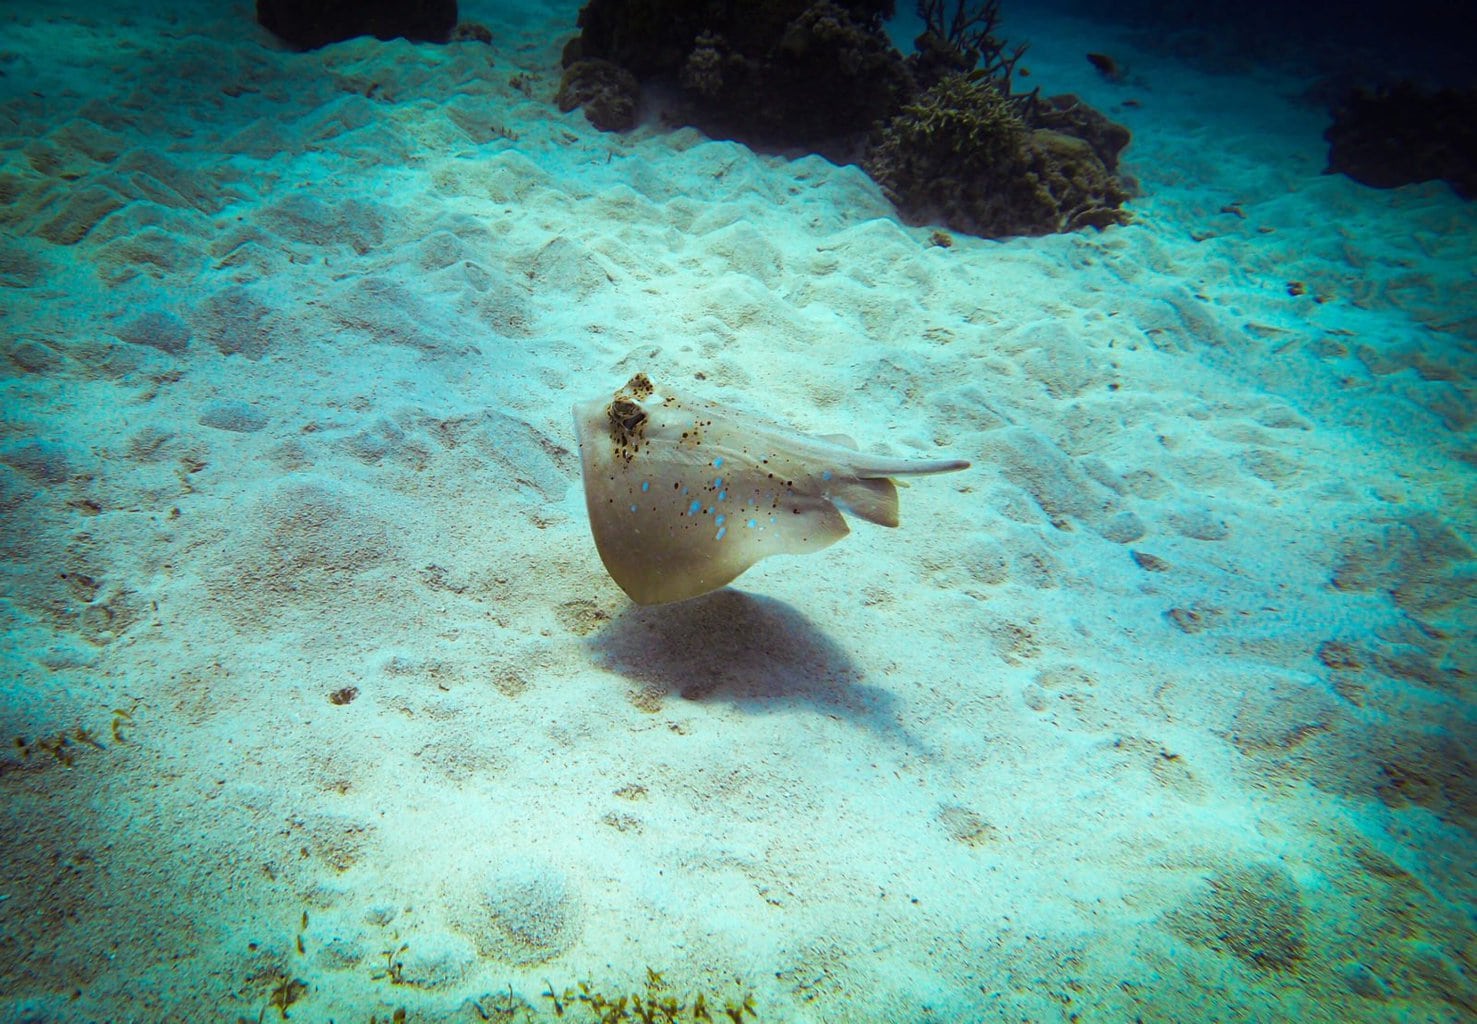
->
{"left": 557, "top": 59, "right": 642, "bottom": 132}
{"left": 566, "top": 0, "right": 906, "bottom": 153}
{"left": 1033, "top": 93, "right": 1132, "bottom": 174}
{"left": 909, "top": 0, "right": 1030, "bottom": 96}
{"left": 868, "top": 2, "right": 1131, "bottom": 236}
{"left": 1325, "top": 83, "right": 1477, "bottom": 199}
{"left": 864, "top": 76, "right": 1131, "bottom": 236}
{"left": 560, "top": 0, "right": 1132, "bottom": 238}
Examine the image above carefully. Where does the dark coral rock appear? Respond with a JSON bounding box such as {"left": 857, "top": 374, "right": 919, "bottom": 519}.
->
{"left": 450, "top": 22, "right": 492, "bottom": 44}
{"left": 1325, "top": 82, "right": 1477, "bottom": 199}
{"left": 865, "top": 73, "right": 1131, "bottom": 238}
{"left": 570, "top": 0, "right": 708, "bottom": 77}
{"left": 557, "top": 59, "right": 641, "bottom": 132}
{"left": 1034, "top": 93, "right": 1132, "bottom": 173}
{"left": 567, "top": 0, "right": 905, "bottom": 155}
{"left": 256, "top": 0, "right": 458, "bottom": 51}
{"left": 735, "top": 1, "right": 910, "bottom": 148}
{"left": 1021, "top": 128, "right": 1132, "bottom": 232}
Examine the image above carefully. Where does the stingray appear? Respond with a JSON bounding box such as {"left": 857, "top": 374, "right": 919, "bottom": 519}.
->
{"left": 572, "top": 373, "right": 970, "bottom": 605}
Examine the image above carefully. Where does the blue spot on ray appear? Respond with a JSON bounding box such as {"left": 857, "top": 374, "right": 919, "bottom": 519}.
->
{"left": 688, "top": 499, "right": 701, "bottom": 515}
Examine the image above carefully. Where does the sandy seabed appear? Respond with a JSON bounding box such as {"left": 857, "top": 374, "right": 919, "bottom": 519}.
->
{"left": 1, "top": 1, "right": 1473, "bottom": 1022}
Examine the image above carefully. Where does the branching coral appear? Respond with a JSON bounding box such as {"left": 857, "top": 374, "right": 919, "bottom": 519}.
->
{"left": 866, "top": 72, "right": 1129, "bottom": 237}
{"left": 875, "top": 72, "right": 1027, "bottom": 171}
{"left": 912, "top": 0, "right": 1033, "bottom": 108}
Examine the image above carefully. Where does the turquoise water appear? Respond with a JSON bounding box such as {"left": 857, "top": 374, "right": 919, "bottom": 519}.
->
{"left": 1, "top": 2, "right": 1472, "bottom": 1022}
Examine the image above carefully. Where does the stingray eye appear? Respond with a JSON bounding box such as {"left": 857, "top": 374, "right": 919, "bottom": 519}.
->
{"left": 609, "top": 398, "right": 647, "bottom": 436}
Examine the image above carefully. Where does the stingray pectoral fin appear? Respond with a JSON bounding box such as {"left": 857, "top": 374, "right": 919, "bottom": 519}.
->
{"left": 591, "top": 498, "right": 851, "bottom": 606}
{"left": 834, "top": 477, "right": 900, "bottom": 528}
{"left": 763, "top": 498, "right": 851, "bottom": 556}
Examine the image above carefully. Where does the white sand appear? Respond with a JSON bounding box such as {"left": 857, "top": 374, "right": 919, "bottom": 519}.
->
{"left": 2, "top": 1, "right": 1473, "bottom": 1021}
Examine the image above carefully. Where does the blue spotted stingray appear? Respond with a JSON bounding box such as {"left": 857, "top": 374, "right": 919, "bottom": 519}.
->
{"left": 573, "top": 373, "right": 970, "bottom": 604}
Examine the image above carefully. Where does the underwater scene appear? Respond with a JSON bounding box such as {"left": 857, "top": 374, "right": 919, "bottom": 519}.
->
{"left": 1, "top": 1, "right": 1473, "bottom": 1021}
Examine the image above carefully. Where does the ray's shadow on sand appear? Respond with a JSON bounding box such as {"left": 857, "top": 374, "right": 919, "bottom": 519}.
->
{"left": 587, "top": 588, "right": 917, "bottom": 743}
